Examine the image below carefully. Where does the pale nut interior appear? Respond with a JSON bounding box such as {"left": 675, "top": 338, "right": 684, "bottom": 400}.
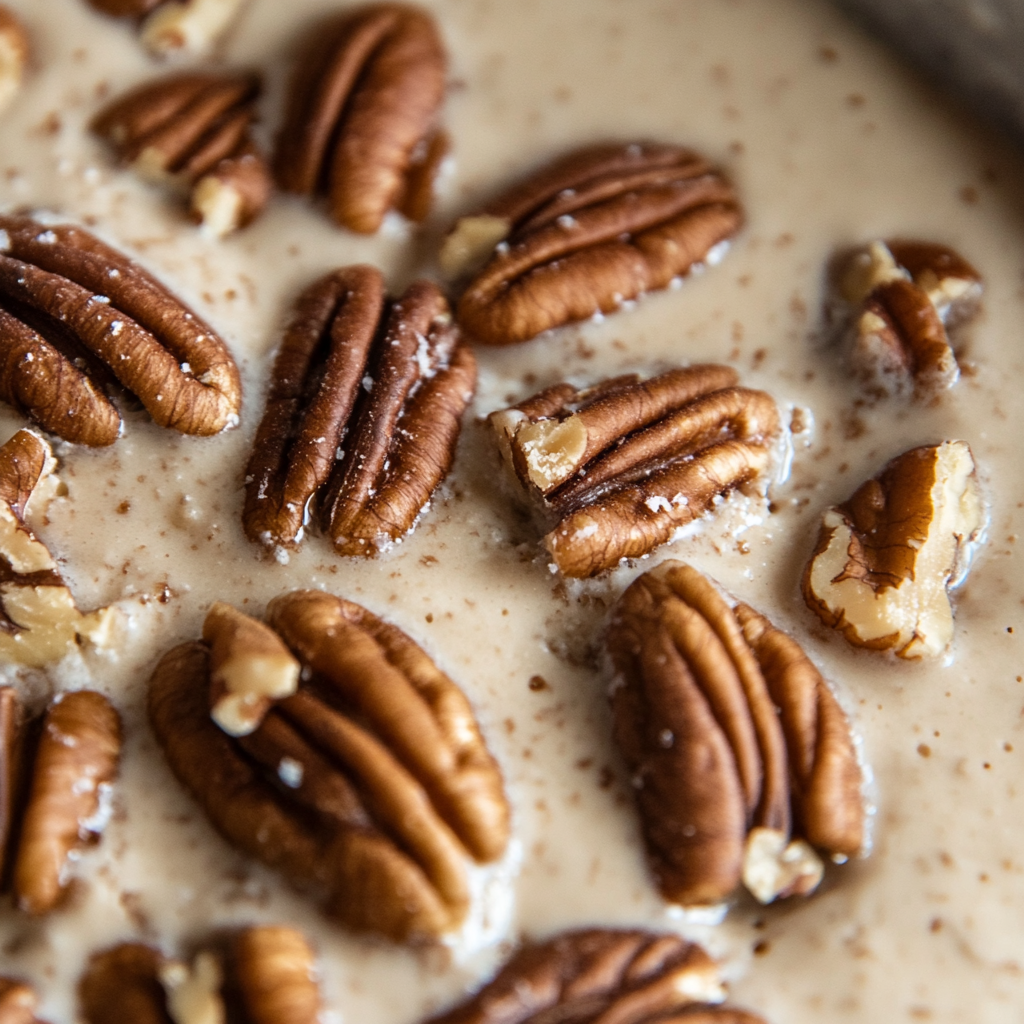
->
{"left": 160, "top": 952, "right": 226, "bottom": 1024}
{"left": 0, "top": 22, "right": 27, "bottom": 116}
{"left": 192, "top": 175, "right": 245, "bottom": 239}
{"left": 140, "top": 0, "right": 248, "bottom": 56}
{"left": 513, "top": 415, "right": 588, "bottom": 492}
{"left": 840, "top": 240, "right": 908, "bottom": 304}
{"left": 439, "top": 215, "right": 511, "bottom": 280}
{"left": 741, "top": 826, "right": 825, "bottom": 905}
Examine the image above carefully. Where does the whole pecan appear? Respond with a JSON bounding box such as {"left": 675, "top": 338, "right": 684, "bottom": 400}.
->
{"left": 148, "top": 591, "right": 510, "bottom": 942}
{"left": 0, "top": 7, "right": 29, "bottom": 117}
{"left": 443, "top": 142, "right": 742, "bottom": 345}
{"left": 243, "top": 266, "right": 476, "bottom": 556}
{"left": 92, "top": 71, "right": 272, "bottom": 237}
{"left": 0, "top": 215, "right": 241, "bottom": 445}
{"left": 607, "top": 561, "right": 865, "bottom": 908}
{"left": 79, "top": 926, "right": 321, "bottom": 1024}
{"left": 1, "top": 685, "right": 121, "bottom": 915}
{"left": 0, "top": 977, "right": 48, "bottom": 1024}
{"left": 489, "top": 364, "right": 779, "bottom": 577}
{"left": 831, "top": 239, "right": 982, "bottom": 397}
{"left": 274, "top": 3, "right": 447, "bottom": 233}
{"left": 0, "top": 430, "right": 118, "bottom": 667}
{"left": 83, "top": 0, "right": 250, "bottom": 57}
{"left": 422, "top": 928, "right": 766, "bottom": 1024}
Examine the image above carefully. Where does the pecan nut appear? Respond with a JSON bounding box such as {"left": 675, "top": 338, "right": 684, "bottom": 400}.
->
{"left": 79, "top": 926, "right": 321, "bottom": 1024}
{"left": 84, "top": 0, "right": 250, "bottom": 57}
{"left": 274, "top": 3, "right": 447, "bottom": 233}
{"left": 0, "top": 977, "right": 47, "bottom": 1024}
{"left": 607, "top": 561, "right": 865, "bottom": 908}
{"left": 244, "top": 267, "right": 476, "bottom": 556}
{"left": 148, "top": 591, "right": 511, "bottom": 942}
{"left": 490, "top": 365, "right": 779, "bottom": 577}
{"left": 832, "top": 239, "right": 982, "bottom": 396}
{"left": 1, "top": 685, "right": 121, "bottom": 914}
{"left": 0, "top": 215, "right": 241, "bottom": 444}
{"left": 92, "top": 72, "right": 272, "bottom": 237}
{"left": 422, "top": 928, "right": 767, "bottom": 1024}
{"left": 803, "top": 440, "right": 984, "bottom": 659}
{"left": 444, "top": 142, "right": 743, "bottom": 345}
{"left": 0, "top": 7, "right": 29, "bottom": 116}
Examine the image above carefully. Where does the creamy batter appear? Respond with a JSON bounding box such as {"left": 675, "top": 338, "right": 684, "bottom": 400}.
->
{"left": 1, "top": 1, "right": 1023, "bottom": 1022}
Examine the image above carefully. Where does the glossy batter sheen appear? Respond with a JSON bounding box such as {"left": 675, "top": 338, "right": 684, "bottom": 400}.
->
{"left": 0, "top": 1, "right": 1022, "bottom": 1022}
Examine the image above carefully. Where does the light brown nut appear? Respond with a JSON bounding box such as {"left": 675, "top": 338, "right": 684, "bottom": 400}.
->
{"left": 607, "top": 561, "right": 865, "bottom": 908}
{"left": 274, "top": 3, "right": 447, "bottom": 233}
{"left": 0, "top": 687, "right": 121, "bottom": 915}
{"left": 92, "top": 72, "right": 271, "bottom": 237}
{"left": 489, "top": 365, "right": 779, "bottom": 577}
{"left": 0, "top": 7, "right": 28, "bottom": 117}
{"left": 446, "top": 142, "right": 742, "bottom": 345}
{"left": 148, "top": 591, "right": 510, "bottom": 942}
{"left": 0, "top": 215, "right": 241, "bottom": 444}
{"left": 803, "top": 440, "right": 984, "bottom": 659}
{"left": 244, "top": 268, "right": 476, "bottom": 556}
{"left": 833, "top": 239, "right": 982, "bottom": 397}
{"left": 84, "top": 0, "right": 249, "bottom": 57}
{"left": 85, "top": 0, "right": 164, "bottom": 16}
{"left": 0, "top": 977, "right": 47, "bottom": 1024}
{"left": 421, "top": 928, "right": 768, "bottom": 1024}
{"left": 232, "top": 927, "right": 321, "bottom": 1024}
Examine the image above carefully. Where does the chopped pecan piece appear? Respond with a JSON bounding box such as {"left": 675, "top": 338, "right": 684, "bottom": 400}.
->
{"left": 0, "top": 7, "right": 28, "bottom": 116}
{"left": 831, "top": 239, "right": 982, "bottom": 396}
{"left": 0, "top": 977, "right": 48, "bottom": 1024}
{"left": 84, "top": 0, "right": 249, "bottom": 57}
{"left": 444, "top": 142, "right": 742, "bottom": 345}
{"left": 0, "top": 214, "right": 241, "bottom": 444}
{"left": 244, "top": 267, "right": 476, "bottom": 556}
{"left": 607, "top": 561, "right": 865, "bottom": 907}
{"left": 804, "top": 440, "right": 984, "bottom": 658}
{"left": 79, "top": 926, "right": 321, "bottom": 1024}
{"left": 0, "top": 686, "right": 121, "bottom": 914}
{"left": 274, "top": 3, "right": 447, "bottom": 233}
{"left": 490, "top": 365, "right": 779, "bottom": 577}
{"left": 148, "top": 591, "right": 511, "bottom": 942}
{"left": 422, "top": 928, "right": 767, "bottom": 1024}
{"left": 92, "top": 71, "right": 272, "bottom": 237}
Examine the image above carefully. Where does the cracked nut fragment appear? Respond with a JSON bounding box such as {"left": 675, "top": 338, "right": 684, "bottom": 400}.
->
{"left": 489, "top": 364, "right": 779, "bottom": 577}
{"left": 84, "top": 0, "right": 249, "bottom": 57}
{"left": 148, "top": 590, "right": 511, "bottom": 942}
{"left": 0, "top": 977, "right": 48, "bottom": 1024}
{"left": 804, "top": 440, "right": 984, "bottom": 659}
{"left": 445, "top": 142, "right": 742, "bottom": 345}
{"left": 831, "top": 239, "right": 982, "bottom": 396}
{"left": 1, "top": 686, "right": 121, "bottom": 915}
{"left": 79, "top": 926, "right": 321, "bottom": 1024}
{"left": 274, "top": 3, "right": 447, "bottom": 233}
{"left": 607, "top": 561, "right": 865, "bottom": 908}
{"left": 92, "top": 71, "right": 272, "bottom": 237}
{"left": 0, "top": 214, "right": 241, "bottom": 444}
{"left": 244, "top": 267, "right": 476, "bottom": 556}
{"left": 0, "top": 7, "right": 28, "bottom": 117}
{"left": 0, "top": 430, "right": 118, "bottom": 666}
{"left": 421, "top": 928, "right": 767, "bottom": 1024}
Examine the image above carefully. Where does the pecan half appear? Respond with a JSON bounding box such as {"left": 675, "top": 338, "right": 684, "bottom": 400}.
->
{"left": 0, "top": 430, "right": 118, "bottom": 666}
{"left": 0, "top": 214, "right": 241, "bottom": 444}
{"left": 84, "top": 0, "right": 249, "bottom": 57}
{"left": 79, "top": 926, "right": 321, "bottom": 1024}
{"left": 274, "top": 3, "right": 447, "bottom": 233}
{"left": 244, "top": 267, "right": 476, "bottom": 556}
{"left": 832, "top": 239, "right": 982, "bottom": 396}
{"left": 489, "top": 365, "right": 779, "bottom": 577}
{"left": 804, "top": 440, "right": 984, "bottom": 659}
{"left": 148, "top": 591, "right": 510, "bottom": 942}
{"left": 0, "top": 977, "right": 47, "bottom": 1024}
{"left": 92, "top": 72, "right": 271, "bottom": 237}
{"left": 0, "top": 686, "right": 121, "bottom": 914}
{"left": 422, "top": 928, "right": 766, "bottom": 1024}
{"left": 607, "top": 561, "right": 865, "bottom": 908}
{"left": 444, "top": 142, "right": 742, "bottom": 345}
{"left": 0, "top": 7, "right": 28, "bottom": 116}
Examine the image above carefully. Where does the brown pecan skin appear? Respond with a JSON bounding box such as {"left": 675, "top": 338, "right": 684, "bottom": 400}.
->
{"left": 0, "top": 977, "right": 47, "bottom": 1024}
{"left": 274, "top": 3, "right": 447, "bottom": 233}
{"left": 450, "top": 142, "right": 742, "bottom": 345}
{"left": 232, "top": 927, "right": 322, "bottom": 1024}
{"left": 79, "top": 944, "right": 171, "bottom": 1024}
{"left": 85, "top": 0, "right": 163, "bottom": 14}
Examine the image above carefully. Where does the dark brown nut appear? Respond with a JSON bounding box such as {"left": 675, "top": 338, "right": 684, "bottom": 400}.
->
{"left": 84, "top": 0, "right": 250, "bottom": 57}
{"left": 607, "top": 561, "right": 865, "bottom": 908}
{"left": 0, "top": 7, "right": 29, "bottom": 116}
{"left": 93, "top": 72, "right": 271, "bottom": 237}
{"left": 274, "top": 3, "right": 447, "bottom": 233}
{"left": 0, "top": 977, "right": 48, "bottom": 1024}
{"left": 79, "top": 944, "right": 171, "bottom": 1024}
{"left": 444, "top": 142, "right": 742, "bottom": 345}
{"left": 833, "top": 239, "right": 982, "bottom": 396}
{"left": 489, "top": 364, "right": 779, "bottom": 577}
{"left": 422, "top": 928, "right": 767, "bottom": 1024}
{"left": 0, "top": 215, "right": 241, "bottom": 444}
{"left": 148, "top": 591, "right": 511, "bottom": 942}
{"left": 0, "top": 686, "right": 121, "bottom": 914}
{"left": 0, "top": 430, "right": 119, "bottom": 666}
{"left": 244, "top": 267, "right": 476, "bottom": 556}
{"left": 804, "top": 440, "right": 984, "bottom": 659}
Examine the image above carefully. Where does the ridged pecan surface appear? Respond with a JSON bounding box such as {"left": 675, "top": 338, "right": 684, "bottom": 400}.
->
{"left": 607, "top": 561, "right": 865, "bottom": 907}
{"left": 148, "top": 590, "right": 510, "bottom": 942}
{"left": 445, "top": 142, "right": 742, "bottom": 345}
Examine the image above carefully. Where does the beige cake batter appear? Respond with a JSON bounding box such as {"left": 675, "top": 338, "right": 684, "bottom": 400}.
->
{"left": 0, "top": 0, "right": 1023, "bottom": 1021}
